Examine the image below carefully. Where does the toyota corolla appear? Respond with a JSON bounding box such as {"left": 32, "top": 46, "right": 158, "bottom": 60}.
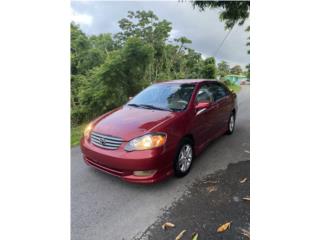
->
{"left": 80, "top": 79, "right": 237, "bottom": 183}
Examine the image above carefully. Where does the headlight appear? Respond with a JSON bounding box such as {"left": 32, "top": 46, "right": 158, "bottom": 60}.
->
{"left": 125, "top": 133, "right": 167, "bottom": 151}
{"left": 83, "top": 123, "right": 93, "bottom": 138}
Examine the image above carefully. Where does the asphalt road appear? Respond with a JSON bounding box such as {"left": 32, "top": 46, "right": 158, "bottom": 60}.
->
{"left": 71, "top": 85, "right": 250, "bottom": 240}
{"left": 136, "top": 160, "right": 250, "bottom": 240}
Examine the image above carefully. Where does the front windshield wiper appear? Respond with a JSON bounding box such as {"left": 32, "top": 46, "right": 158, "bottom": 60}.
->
{"left": 169, "top": 108, "right": 182, "bottom": 112}
{"left": 139, "top": 104, "right": 172, "bottom": 112}
{"left": 128, "top": 103, "right": 171, "bottom": 112}
{"left": 127, "top": 103, "right": 141, "bottom": 108}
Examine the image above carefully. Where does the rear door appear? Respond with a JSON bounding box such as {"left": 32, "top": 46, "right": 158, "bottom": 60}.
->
{"left": 192, "top": 83, "right": 220, "bottom": 146}
{"left": 210, "top": 82, "right": 233, "bottom": 132}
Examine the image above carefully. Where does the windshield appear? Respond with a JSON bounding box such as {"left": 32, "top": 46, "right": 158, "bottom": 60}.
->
{"left": 128, "top": 83, "right": 195, "bottom": 111}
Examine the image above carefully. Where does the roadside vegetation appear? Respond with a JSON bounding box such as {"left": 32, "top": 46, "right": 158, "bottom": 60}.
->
{"left": 71, "top": 3, "right": 250, "bottom": 146}
{"left": 226, "top": 83, "right": 241, "bottom": 93}
{"left": 71, "top": 123, "right": 87, "bottom": 147}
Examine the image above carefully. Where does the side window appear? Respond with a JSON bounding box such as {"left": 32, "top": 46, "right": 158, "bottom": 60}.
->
{"left": 211, "top": 83, "right": 229, "bottom": 101}
{"left": 196, "top": 84, "right": 213, "bottom": 103}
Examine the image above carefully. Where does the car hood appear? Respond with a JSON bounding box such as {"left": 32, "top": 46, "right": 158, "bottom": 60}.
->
{"left": 93, "top": 106, "right": 178, "bottom": 141}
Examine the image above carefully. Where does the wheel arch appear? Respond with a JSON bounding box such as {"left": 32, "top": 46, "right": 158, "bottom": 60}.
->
{"left": 182, "top": 134, "right": 195, "bottom": 146}
{"left": 232, "top": 108, "right": 236, "bottom": 119}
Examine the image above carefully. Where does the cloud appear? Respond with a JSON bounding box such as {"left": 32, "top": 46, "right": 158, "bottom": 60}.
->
{"left": 71, "top": 8, "right": 93, "bottom": 26}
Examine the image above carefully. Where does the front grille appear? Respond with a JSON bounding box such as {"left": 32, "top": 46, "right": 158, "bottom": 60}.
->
{"left": 90, "top": 131, "right": 124, "bottom": 150}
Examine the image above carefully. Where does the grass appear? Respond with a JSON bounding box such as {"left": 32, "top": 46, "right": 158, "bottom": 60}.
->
{"left": 71, "top": 123, "right": 88, "bottom": 147}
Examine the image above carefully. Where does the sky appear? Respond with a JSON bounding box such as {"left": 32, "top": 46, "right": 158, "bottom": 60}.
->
{"left": 71, "top": 0, "right": 250, "bottom": 68}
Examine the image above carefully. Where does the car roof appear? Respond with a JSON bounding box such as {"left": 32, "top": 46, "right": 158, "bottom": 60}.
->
{"left": 155, "top": 79, "right": 219, "bottom": 85}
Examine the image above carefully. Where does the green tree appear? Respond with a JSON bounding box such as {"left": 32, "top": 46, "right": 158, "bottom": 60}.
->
{"left": 217, "top": 61, "right": 230, "bottom": 78}
{"left": 184, "top": 48, "right": 203, "bottom": 78}
{"left": 201, "top": 57, "right": 217, "bottom": 79}
{"left": 75, "top": 37, "right": 154, "bottom": 123}
{"left": 230, "top": 65, "right": 242, "bottom": 75}
{"left": 246, "top": 26, "right": 250, "bottom": 54}
{"left": 71, "top": 23, "right": 114, "bottom": 123}
{"left": 245, "top": 64, "right": 250, "bottom": 80}
{"left": 71, "top": 23, "right": 91, "bottom": 115}
{"left": 90, "top": 33, "right": 115, "bottom": 55}
{"left": 115, "top": 10, "right": 172, "bottom": 82}
{"left": 174, "top": 37, "right": 192, "bottom": 53}
{"left": 169, "top": 37, "right": 193, "bottom": 78}
{"left": 71, "top": 23, "right": 91, "bottom": 75}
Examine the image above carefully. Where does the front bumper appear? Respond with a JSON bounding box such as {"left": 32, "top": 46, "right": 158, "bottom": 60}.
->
{"left": 80, "top": 137, "right": 175, "bottom": 184}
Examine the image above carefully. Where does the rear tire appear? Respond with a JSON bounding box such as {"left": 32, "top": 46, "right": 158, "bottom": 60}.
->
{"left": 174, "top": 138, "right": 194, "bottom": 178}
{"left": 226, "top": 112, "right": 235, "bottom": 135}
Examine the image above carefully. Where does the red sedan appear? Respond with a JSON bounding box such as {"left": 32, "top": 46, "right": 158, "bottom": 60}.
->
{"left": 80, "top": 79, "right": 238, "bottom": 183}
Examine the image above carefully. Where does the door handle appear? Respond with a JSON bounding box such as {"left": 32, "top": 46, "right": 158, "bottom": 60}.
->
{"left": 196, "top": 108, "right": 207, "bottom": 116}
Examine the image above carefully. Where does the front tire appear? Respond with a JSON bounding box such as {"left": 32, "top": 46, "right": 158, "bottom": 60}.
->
{"left": 226, "top": 112, "right": 235, "bottom": 135}
{"left": 174, "top": 139, "right": 194, "bottom": 178}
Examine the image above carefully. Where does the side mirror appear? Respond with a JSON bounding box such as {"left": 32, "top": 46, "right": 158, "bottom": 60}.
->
{"left": 128, "top": 96, "right": 133, "bottom": 100}
{"left": 195, "top": 101, "right": 210, "bottom": 115}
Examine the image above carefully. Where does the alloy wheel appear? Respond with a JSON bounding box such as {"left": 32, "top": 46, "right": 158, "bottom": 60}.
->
{"left": 229, "top": 115, "right": 235, "bottom": 132}
{"left": 178, "top": 144, "right": 193, "bottom": 172}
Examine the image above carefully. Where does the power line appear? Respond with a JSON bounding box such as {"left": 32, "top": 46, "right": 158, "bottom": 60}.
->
{"left": 214, "top": 24, "right": 235, "bottom": 56}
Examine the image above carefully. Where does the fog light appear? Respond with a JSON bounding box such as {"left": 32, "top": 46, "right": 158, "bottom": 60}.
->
{"left": 133, "top": 170, "right": 157, "bottom": 177}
